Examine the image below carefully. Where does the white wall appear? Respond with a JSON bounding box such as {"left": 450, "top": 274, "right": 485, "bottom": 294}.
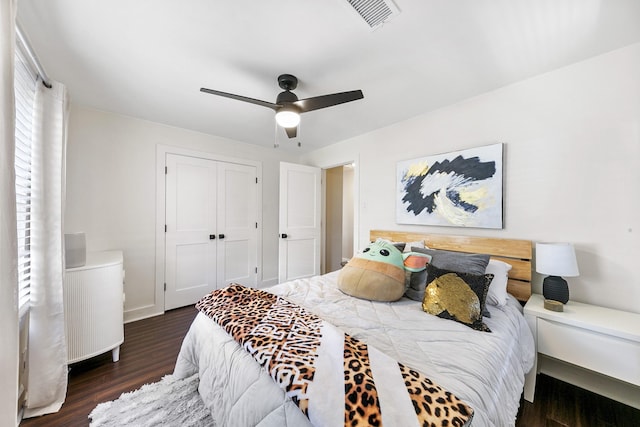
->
{"left": 302, "top": 43, "right": 640, "bottom": 314}
{"left": 65, "top": 106, "right": 299, "bottom": 322}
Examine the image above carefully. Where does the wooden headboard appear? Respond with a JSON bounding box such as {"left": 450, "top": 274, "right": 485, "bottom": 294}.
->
{"left": 370, "top": 230, "right": 533, "bottom": 302}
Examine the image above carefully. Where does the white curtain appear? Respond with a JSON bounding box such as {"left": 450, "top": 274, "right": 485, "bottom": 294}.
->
{"left": 24, "top": 79, "right": 70, "bottom": 418}
{"left": 0, "top": 0, "right": 19, "bottom": 425}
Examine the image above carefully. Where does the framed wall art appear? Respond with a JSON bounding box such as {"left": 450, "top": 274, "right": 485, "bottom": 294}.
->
{"left": 396, "top": 143, "right": 503, "bottom": 229}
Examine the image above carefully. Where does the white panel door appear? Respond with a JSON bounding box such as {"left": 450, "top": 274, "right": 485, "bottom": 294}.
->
{"left": 279, "top": 162, "right": 321, "bottom": 282}
{"left": 216, "top": 162, "right": 257, "bottom": 288}
{"left": 165, "top": 154, "right": 217, "bottom": 310}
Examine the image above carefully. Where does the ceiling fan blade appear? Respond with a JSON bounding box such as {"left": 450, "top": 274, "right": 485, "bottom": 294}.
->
{"left": 294, "top": 90, "right": 363, "bottom": 113}
{"left": 200, "top": 87, "right": 279, "bottom": 110}
{"left": 285, "top": 126, "right": 298, "bottom": 139}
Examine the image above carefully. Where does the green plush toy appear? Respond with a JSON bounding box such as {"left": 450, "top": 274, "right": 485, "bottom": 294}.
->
{"left": 338, "top": 239, "right": 431, "bottom": 302}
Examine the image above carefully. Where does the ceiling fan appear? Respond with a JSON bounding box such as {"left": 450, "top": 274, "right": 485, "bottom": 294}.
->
{"left": 200, "top": 74, "right": 364, "bottom": 139}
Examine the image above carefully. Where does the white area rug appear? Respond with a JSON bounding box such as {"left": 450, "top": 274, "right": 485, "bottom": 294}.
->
{"left": 89, "top": 374, "right": 212, "bottom": 426}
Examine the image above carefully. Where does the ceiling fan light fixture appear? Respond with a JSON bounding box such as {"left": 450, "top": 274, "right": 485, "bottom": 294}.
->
{"left": 275, "top": 108, "right": 300, "bottom": 128}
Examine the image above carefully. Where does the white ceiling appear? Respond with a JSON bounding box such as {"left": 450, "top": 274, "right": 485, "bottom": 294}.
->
{"left": 17, "top": 0, "right": 640, "bottom": 152}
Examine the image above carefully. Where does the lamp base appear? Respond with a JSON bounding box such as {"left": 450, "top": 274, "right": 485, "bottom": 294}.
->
{"left": 542, "top": 275, "right": 569, "bottom": 304}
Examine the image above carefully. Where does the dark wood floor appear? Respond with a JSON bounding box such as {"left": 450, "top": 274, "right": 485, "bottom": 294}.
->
{"left": 516, "top": 374, "right": 640, "bottom": 427}
{"left": 20, "top": 305, "right": 640, "bottom": 427}
{"left": 20, "top": 305, "right": 199, "bottom": 427}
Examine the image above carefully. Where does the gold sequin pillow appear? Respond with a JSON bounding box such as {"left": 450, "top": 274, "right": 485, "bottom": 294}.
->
{"left": 421, "top": 264, "right": 493, "bottom": 332}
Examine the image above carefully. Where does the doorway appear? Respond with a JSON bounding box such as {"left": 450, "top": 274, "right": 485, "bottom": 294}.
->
{"left": 324, "top": 164, "right": 355, "bottom": 273}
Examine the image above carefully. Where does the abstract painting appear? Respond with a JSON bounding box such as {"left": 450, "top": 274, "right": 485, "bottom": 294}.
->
{"left": 396, "top": 143, "right": 503, "bottom": 229}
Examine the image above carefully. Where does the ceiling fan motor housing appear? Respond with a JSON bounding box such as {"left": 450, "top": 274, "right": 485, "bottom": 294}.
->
{"left": 276, "top": 90, "right": 299, "bottom": 105}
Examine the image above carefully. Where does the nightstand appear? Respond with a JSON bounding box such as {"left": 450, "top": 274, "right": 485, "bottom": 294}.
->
{"left": 523, "top": 294, "right": 640, "bottom": 410}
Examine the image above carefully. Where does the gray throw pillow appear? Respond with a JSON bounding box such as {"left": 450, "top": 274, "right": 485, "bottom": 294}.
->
{"left": 405, "top": 247, "right": 491, "bottom": 302}
{"left": 404, "top": 269, "right": 428, "bottom": 301}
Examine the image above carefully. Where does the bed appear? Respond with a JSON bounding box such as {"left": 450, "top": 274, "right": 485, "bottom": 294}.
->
{"left": 174, "top": 230, "right": 535, "bottom": 426}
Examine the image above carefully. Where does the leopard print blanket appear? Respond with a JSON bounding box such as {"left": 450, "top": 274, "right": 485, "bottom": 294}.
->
{"left": 196, "top": 284, "right": 473, "bottom": 427}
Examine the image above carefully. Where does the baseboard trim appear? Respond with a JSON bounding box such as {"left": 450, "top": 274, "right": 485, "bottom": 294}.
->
{"left": 124, "top": 305, "right": 163, "bottom": 324}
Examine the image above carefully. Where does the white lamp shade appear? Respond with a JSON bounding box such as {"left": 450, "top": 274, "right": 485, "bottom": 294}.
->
{"left": 275, "top": 110, "right": 300, "bottom": 128}
{"left": 535, "top": 242, "right": 579, "bottom": 277}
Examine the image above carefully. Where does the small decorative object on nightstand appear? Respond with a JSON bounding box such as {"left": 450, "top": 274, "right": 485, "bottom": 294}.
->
{"left": 543, "top": 299, "right": 563, "bottom": 312}
{"left": 535, "top": 242, "right": 579, "bottom": 304}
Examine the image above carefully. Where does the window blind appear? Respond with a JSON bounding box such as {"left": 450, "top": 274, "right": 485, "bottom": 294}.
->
{"left": 14, "top": 45, "right": 38, "bottom": 314}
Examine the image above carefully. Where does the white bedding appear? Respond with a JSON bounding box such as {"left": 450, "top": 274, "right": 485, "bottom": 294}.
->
{"left": 174, "top": 270, "right": 535, "bottom": 426}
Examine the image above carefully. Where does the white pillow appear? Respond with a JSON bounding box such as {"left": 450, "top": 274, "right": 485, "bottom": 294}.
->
{"left": 485, "top": 259, "right": 512, "bottom": 306}
{"left": 404, "top": 241, "right": 424, "bottom": 252}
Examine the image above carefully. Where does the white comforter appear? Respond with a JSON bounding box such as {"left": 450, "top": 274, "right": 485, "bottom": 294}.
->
{"left": 174, "top": 271, "right": 535, "bottom": 427}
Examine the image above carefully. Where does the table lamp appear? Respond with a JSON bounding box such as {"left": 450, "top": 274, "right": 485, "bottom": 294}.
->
{"left": 535, "top": 242, "right": 579, "bottom": 304}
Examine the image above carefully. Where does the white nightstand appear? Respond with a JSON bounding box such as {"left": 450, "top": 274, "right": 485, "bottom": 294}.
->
{"left": 523, "top": 294, "right": 640, "bottom": 410}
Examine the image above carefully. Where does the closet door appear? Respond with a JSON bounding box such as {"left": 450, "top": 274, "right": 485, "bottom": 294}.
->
{"left": 216, "top": 162, "right": 257, "bottom": 287}
{"left": 164, "top": 154, "right": 258, "bottom": 310}
{"left": 165, "top": 154, "right": 218, "bottom": 310}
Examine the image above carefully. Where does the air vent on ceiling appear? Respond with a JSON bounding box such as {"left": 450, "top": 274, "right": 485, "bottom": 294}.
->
{"left": 346, "top": 0, "right": 400, "bottom": 30}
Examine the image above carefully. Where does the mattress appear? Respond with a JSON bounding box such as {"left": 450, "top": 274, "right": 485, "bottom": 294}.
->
{"left": 174, "top": 270, "right": 535, "bottom": 426}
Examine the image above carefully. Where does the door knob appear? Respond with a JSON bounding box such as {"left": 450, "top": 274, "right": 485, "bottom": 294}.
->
{"left": 218, "top": 234, "right": 225, "bottom": 239}
{"left": 280, "top": 233, "right": 288, "bottom": 239}
{"left": 209, "top": 234, "right": 216, "bottom": 240}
